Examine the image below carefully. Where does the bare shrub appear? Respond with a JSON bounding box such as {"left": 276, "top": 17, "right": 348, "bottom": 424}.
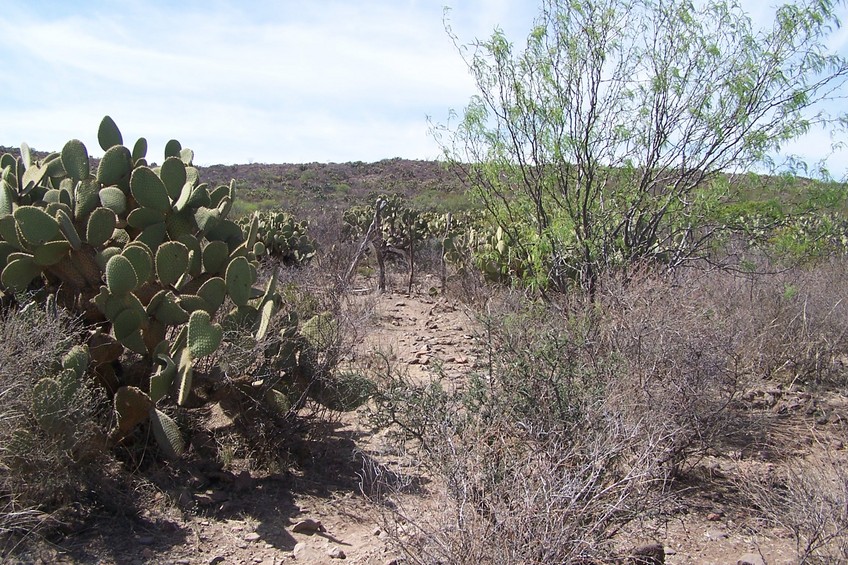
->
{"left": 739, "top": 452, "right": 848, "bottom": 563}
{"left": 739, "top": 259, "right": 848, "bottom": 387}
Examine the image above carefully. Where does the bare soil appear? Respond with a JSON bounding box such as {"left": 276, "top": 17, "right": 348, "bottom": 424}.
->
{"left": 8, "top": 273, "right": 848, "bottom": 565}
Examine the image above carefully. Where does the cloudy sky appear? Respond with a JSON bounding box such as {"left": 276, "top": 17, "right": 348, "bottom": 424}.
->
{"left": 2, "top": 0, "right": 847, "bottom": 175}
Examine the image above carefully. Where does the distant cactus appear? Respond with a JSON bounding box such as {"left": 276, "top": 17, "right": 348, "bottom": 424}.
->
{"left": 237, "top": 210, "right": 316, "bottom": 266}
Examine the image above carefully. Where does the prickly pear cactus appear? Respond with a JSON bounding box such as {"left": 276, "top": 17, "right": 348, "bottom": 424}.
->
{"left": 0, "top": 116, "right": 280, "bottom": 457}
{"left": 237, "top": 210, "right": 316, "bottom": 266}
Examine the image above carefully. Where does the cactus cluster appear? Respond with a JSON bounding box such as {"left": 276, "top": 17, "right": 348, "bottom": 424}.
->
{"left": 0, "top": 116, "right": 284, "bottom": 456}
{"left": 237, "top": 210, "right": 316, "bottom": 266}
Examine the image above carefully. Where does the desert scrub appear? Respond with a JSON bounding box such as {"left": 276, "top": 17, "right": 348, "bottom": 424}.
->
{"left": 0, "top": 303, "right": 111, "bottom": 546}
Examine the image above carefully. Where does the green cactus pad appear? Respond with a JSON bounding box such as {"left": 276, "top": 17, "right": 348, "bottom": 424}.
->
{"left": 136, "top": 222, "right": 167, "bottom": 249}
{"left": 62, "top": 345, "right": 90, "bottom": 380}
{"left": 105, "top": 254, "right": 138, "bottom": 295}
{"left": 97, "top": 145, "right": 133, "bottom": 188}
{"left": 73, "top": 178, "right": 100, "bottom": 219}
{"left": 127, "top": 207, "right": 165, "bottom": 229}
{"left": 159, "top": 157, "right": 187, "bottom": 200}
{"left": 202, "top": 241, "right": 230, "bottom": 275}
{"left": 61, "top": 139, "right": 90, "bottom": 182}
{"left": 206, "top": 219, "right": 244, "bottom": 252}
{"left": 110, "top": 228, "right": 130, "bottom": 247}
{"left": 225, "top": 256, "right": 252, "bottom": 307}
{"left": 55, "top": 209, "right": 82, "bottom": 250}
{"left": 149, "top": 408, "right": 185, "bottom": 458}
{"left": 164, "top": 139, "right": 182, "bottom": 160}
{"left": 85, "top": 208, "right": 117, "bottom": 247}
{"left": 194, "top": 207, "right": 219, "bottom": 232}
{"left": 113, "top": 306, "right": 144, "bottom": 340}
{"left": 177, "top": 294, "right": 209, "bottom": 314}
{"left": 252, "top": 241, "right": 266, "bottom": 257}
{"left": 0, "top": 216, "right": 24, "bottom": 250}
{"left": 166, "top": 210, "right": 193, "bottom": 240}
{"left": 112, "top": 386, "right": 153, "bottom": 440}
{"left": 132, "top": 138, "right": 148, "bottom": 163}
{"left": 13, "top": 205, "right": 61, "bottom": 246}
{"left": 130, "top": 167, "right": 170, "bottom": 213}
{"left": 255, "top": 297, "right": 276, "bottom": 340}
{"left": 45, "top": 202, "right": 73, "bottom": 219}
{"left": 95, "top": 246, "right": 121, "bottom": 272}
{"left": 121, "top": 245, "right": 153, "bottom": 284}
{"left": 187, "top": 310, "right": 223, "bottom": 358}
{"left": 99, "top": 186, "right": 127, "bottom": 215}
{"left": 33, "top": 240, "right": 71, "bottom": 266}
{"left": 1, "top": 255, "right": 40, "bottom": 292}
{"left": 176, "top": 348, "right": 193, "bottom": 406}
{"left": 197, "top": 277, "right": 226, "bottom": 313}
{"left": 149, "top": 354, "right": 176, "bottom": 403}
{"left": 178, "top": 235, "right": 202, "bottom": 277}
{"left": 208, "top": 184, "right": 229, "bottom": 207}
{"left": 150, "top": 290, "right": 189, "bottom": 325}
{"left": 186, "top": 184, "right": 211, "bottom": 209}
{"left": 97, "top": 116, "right": 123, "bottom": 151}
{"left": 155, "top": 241, "right": 189, "bottom": 286}
{"left": 0, "top": 179, "right": 14, "bottom": 216}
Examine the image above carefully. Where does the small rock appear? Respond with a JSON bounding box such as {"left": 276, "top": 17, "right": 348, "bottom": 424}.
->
{"left": 328, "top": 546, "right": 347, "bottom": 559}
{"left": 832, "top": 440, "right": 844, "bottom": 450}
{"left": 705, "top": 529, "right": 728, "bottom": 540}
{"left": 706, "top": 512, "right": 723, "bottom": 521}
{"left": 292, "top": 518, "right": 326, "bottom": 534}
{"left": 629, "top": 543, "right": 665, "bottom": 564}
{"left": 208, "top": 557, "right": 225, "bottom": 565}
{"left": 737, "top": 553, "right": 765, "bottom": 565}
{"left": 244, "top": 532, "right": 261, "bottom": 542}
{"left": 292, "top": 542, "right": 307, "bottom": 557}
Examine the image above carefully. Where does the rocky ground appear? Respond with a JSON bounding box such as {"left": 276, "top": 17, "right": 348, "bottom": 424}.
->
{"left": 8, "top": 274, "right": 848, "bottom": 565}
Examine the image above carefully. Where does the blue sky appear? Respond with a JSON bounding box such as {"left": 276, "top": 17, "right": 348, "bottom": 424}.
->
{"left": 2, "top": 0, "right": 847, "bottom": 176}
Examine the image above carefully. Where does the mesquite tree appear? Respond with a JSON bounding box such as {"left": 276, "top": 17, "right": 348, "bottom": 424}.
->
{"left": 437, "top": 0, "right": 848, "bottom": 295}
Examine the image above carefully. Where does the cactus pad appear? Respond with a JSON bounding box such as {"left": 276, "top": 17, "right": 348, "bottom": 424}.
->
{"left": 130, "top": 166, "right": 171, "bottom": 213}
{"left": 105, "top": 254, "right": 138, "bottom": 295}
{"left": 149, "top": 408, "right": 185, "bottom": 458}
{"left": 97, "top": 116, "right": 123, "bottom": 151}
{"left": 99, "top": 186, "right": 127, "bottom": 215}
{"left": 225, "top": 256, "right": 252, "bottom": 307}
{"left": 155, "top": 241, "right": 189, "bottom": 286}
{"left": 13, "top": 205, "right": 61, "bottom": 247}
{"left": 187, "top": 310, "right": 223, "bottom": 358}
{"left": 61, "top": 139, "right": 90, "bottom": 182}
{"left": 86, "top": 208, "right": 117, "bottom": 247}
{"left": 97, "top": 145, "right": 133, "bottom": 188}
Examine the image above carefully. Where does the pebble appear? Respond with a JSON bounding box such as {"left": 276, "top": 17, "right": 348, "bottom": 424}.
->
{"left": 328, "top": 546, "right": 347, "bottom": 559}
{"left": 706, "top": 512, "right": 723, "bottom": 521}
{"left": 704, "top": 529, "right": 729, "bottom": 540}
{"left": 244, "top": 532, "right": 261, "bottom": 542}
